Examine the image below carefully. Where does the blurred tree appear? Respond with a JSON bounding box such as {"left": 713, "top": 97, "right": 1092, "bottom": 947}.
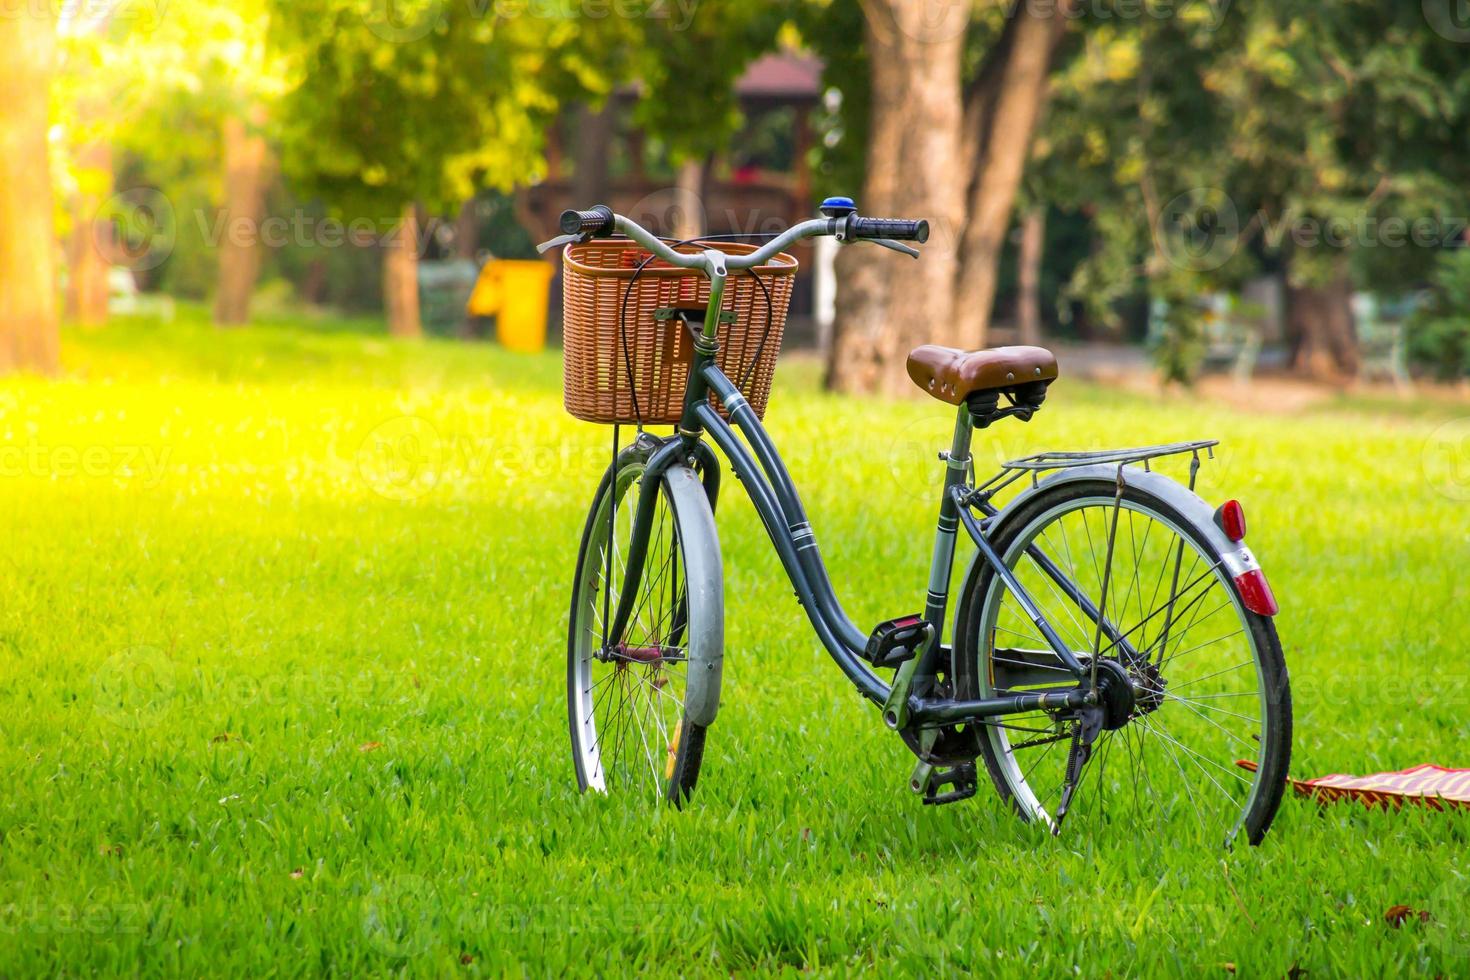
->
{"left": 0, "top": 5, "right": 60, "bottom": 374}
{"left": 1037, "top": 0, "right": 1470, "bottom": 384}
{"left": 54, "top": 0, "right": 290, "bottom": 327}
{"left": 814, "top": 0, "right": 968, "bottom": 395}
{"left": 268, "top": 1, "right": 611, "bottom": 337}
{"left": 1406, "top": 249, "right": 1470, "bottom": 381}
{"left": 804, "top": 0, "right": 1079, "bottom": 395}
{"left": 203, "top": 2, "right": 287, "bottom": 327}
{"left": 55, "top": 8, "right": 115, "bottom": 327}
{"left": 1015, "top": 206, "right": 1046, "bottom": 346}
{"left": 214, "top": 105, "right": 276, "bottom": 326}
{"left": 629, "top": 6, "right": 787, "bottom": 237}
{"left": 952, "top": 0, "right": 1076, "bottom": 351}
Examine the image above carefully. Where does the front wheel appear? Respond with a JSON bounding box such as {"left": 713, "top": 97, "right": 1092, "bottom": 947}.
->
{"left": 567, "top": 444, "right": 723, "bottom": 804}
{"left": 954, "top": 476, "right": 1292, "bottom": 846}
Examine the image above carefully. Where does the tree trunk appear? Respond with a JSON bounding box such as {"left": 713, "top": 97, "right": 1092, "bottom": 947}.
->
{"left": 301, "top": 256, "right": 328, "bottom": 306}
{"left": 65, "top": 138, "right": 113, "bottom": 327}
{"left": 0, "top": 7, "right": 60, "bottom": 374}
{"left": 1287, "top": 261, "right": 1359, "bottom": 383}
{"left": 951, "top": 1, "right": 1074, "bottom": 351}
{"left": 384, "top": 203, "right": 422, "bottom": 338}
{"left": 1016, "top": 206, "right": 1046, "bottom": 347}
{"left": 571, "top": 103, "right": 614, "bottom": 207}
{"left": 453, "top": 199, "right": 479, "bottom": 261}
{"left": 213, "top": 111, "right": 273, "bottom": 326}
{"left": 826, "top": 0, "right": 969, "bottom": 396}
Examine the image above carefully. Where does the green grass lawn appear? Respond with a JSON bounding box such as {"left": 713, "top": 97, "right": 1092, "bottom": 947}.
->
{"left": 3, "top": 313, "right": 1469, "bottom": 975}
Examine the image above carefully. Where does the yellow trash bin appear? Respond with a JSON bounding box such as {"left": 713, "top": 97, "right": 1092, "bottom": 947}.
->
{"left": 467, "top": 258, "right": 556, "bottom": 352}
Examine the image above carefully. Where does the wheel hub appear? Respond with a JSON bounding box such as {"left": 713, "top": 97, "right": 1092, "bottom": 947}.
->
{"left": 1093, "top": 659, "right": 1136, "bottom": 730}
{"left": 1129, "top": 658, "right": 1167, "bottom": 715}
{"left": 597, "top": 643, "right": 667, "bottom": 664}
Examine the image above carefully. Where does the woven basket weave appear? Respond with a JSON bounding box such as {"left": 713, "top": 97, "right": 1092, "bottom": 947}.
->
{"left": 561, "top": 239, "right": 798, "bottom": 424}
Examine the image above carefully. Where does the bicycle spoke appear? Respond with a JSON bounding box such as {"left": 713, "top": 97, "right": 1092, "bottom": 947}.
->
{"left": 1163, "top": 693, "right": 1259, "bottom": 746}
{"left": 1148, "top": 716, "right": 1212, "bottom": 837}
{"left": 1137, "top": 715, "right": 1251, "bottom": 789}
{"left": 1156, "top": 626, "right": 1244, "bottom": 671}
{"left": 1168, "top": 659, "right": 1254, "bottom": 693}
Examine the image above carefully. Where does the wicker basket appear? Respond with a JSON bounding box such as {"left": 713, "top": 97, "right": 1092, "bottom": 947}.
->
{"left": 561, "top": 239, "right": 798, "bottom": 425}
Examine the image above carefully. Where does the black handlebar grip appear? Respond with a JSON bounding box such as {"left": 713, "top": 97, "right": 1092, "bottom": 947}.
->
{"left": 850, "top": 217, "right": 930, "bottom": 243}
{"left": 559, "top": 205, "right": 615, "bottom": 236}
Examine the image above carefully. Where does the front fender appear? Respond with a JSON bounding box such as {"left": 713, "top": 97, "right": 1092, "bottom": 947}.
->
{"left": 663, "top": 464, "right": 725, "bottom": 725}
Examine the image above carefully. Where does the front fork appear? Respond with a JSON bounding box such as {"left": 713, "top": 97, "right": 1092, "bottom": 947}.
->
{"left": 600, "top": 435, "right": 719, "bottom": 656}
{"left": 601, "top": 257, "right": 729, "bottom": 655}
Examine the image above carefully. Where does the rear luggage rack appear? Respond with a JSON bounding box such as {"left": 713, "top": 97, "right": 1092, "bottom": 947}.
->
{"left": 973, "top": 440, "right": 1219, "bottom": 499}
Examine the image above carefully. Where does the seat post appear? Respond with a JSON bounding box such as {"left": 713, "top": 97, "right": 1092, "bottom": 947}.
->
{"left": 916, "top": 407, "right": 975, "bottom": 690}
{"left": 947, "top": 404, "right": 975, "bottom": 467}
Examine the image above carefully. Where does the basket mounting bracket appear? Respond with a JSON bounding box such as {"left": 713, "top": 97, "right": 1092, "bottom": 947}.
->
{"left": 654, "top": 306, "right": 735, "bottom": 325}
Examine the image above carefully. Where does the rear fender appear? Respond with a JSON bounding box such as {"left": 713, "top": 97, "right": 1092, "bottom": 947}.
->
{"left": 958, "top": 464, "right": 1277, "bottom": 634}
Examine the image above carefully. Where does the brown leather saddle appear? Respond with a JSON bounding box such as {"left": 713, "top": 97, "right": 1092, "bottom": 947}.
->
{"left": 905, "top": 345, "right": 1058, "bottom": 405}
{"left": 905, "top": 344, "right": 1058, "bottom": 428}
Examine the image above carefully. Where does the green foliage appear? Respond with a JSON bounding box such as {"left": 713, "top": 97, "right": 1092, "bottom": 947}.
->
{"left": 1037, "top": 0, "right": 1470, "bottom": 379}
{"left": 5, "top": 318, "right": 1470, "bottom": 973}
{"left": 1147, "top": 269, "right": 1209, "bottom": 385}
{"left": 269, "top": 4, "right": 558, "bottom": 215}
{"left": 790, "top": 0, "right": 867, "bottom": 201}
{"left": 629, "top": 4, "right": 788, "bottom": 165}
{"left": 54, "top": 0, "right": 285, "bottom": 173}
{"left": 1406, "top": 249, "right": 1470, "bottom": 381}
{"left": 266, "top": 1, "right": 791, "bottom": 219}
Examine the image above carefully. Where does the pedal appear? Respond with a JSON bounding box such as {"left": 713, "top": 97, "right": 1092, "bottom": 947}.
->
{"left": 916, "top": 762, "right": 977, "bottom": 806}
{"left": 864, "top": 614, "right": 930, "bottom": 668}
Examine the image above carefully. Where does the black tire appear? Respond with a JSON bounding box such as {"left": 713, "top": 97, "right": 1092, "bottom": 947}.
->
{"left": 566, "top": 448, "right": 712, "bottom": 804}
{"left": 954, "top": 479, "right": 1292, "bottom": 846}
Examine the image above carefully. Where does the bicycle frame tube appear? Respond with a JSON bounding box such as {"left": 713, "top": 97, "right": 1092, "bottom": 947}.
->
{"left": 968, "top": 497, "right": 1144, "bottom": 664}
{"left": 693, "top": 369, "right": 888, "bottom": 704}
{"left": 597, "top": 244, "right": 1130, "bottom": 723}
{"left": 951, "top": 490, "right": 1089, "bottom": 681}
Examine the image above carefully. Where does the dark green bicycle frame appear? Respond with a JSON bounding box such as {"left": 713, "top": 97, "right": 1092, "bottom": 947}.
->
{"left": 601, "top": 267, "right": 1138, "bottom": 731}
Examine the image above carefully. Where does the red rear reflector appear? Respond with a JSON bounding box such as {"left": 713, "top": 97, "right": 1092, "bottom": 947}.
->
{"left": 1233, "top": 569, "right": 1278, "bottom": 616}
{"left": 1215, "top": 499, "right": 1247, "bottom": 541}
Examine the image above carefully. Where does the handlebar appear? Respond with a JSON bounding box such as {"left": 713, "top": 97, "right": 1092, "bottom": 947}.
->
{"left": 545, "top": 204, "right": 929, "bottom": 271}
{"left": 559, "top": 205, "right": 615, "bottom": 237}
{"left": 849, "top": 217, "right": 929, "bottom": 243}
{"left": 613, "top": 215, "right": 839, "bottom": 271}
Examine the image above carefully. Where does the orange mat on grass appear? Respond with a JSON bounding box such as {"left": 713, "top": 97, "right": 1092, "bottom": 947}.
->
{"left": 1236, "top": 760, "right": 1470, "bottom": 811}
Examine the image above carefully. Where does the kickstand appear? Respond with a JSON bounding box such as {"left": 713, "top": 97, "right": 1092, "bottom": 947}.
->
{"left": 1053, "top": 704, "right": 1104, "bottom": 835}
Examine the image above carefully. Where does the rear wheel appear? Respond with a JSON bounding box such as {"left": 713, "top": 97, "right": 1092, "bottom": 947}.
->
{"left": 567, "top": 447, "right": 718, "bottom": 804}
{"left": 955, "top": 479, "right": 1292, "bottom": 846}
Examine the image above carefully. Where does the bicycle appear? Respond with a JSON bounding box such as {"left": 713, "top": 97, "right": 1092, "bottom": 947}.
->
{"left": 546, "top": 198, "right": 1292, "bottom": 846}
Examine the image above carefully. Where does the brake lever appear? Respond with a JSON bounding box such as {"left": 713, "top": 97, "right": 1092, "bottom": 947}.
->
{"left": 863, "top": 238, "right": 921, "bottom": 259}
{"left": 536, "top": 232, "right": 582, "bottom": 255}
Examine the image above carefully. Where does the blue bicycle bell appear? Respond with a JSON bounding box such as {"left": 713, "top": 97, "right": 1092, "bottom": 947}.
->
{"left": 819, "top": 196, "right": 857, "bottom": 218}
